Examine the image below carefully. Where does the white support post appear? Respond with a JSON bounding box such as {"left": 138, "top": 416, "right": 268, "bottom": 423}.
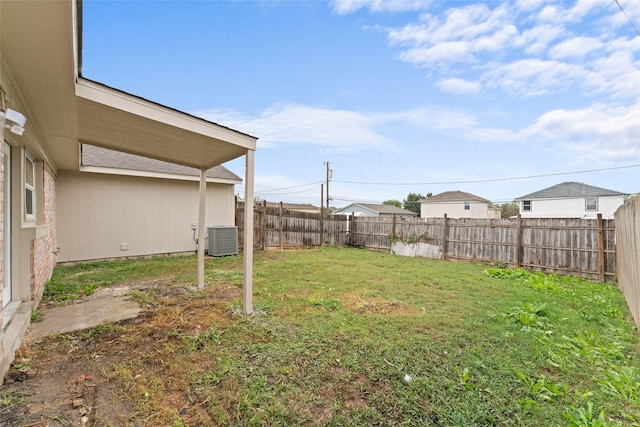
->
{"left": 243, "top": 149, "right": 255, "bottom": 315}
{"left": 197, "top": 168, "right": 207, "bottom": 288}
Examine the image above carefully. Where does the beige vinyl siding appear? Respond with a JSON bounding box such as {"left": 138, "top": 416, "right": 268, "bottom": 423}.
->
{"left": 57, "top": 171, "right": 236, "bottom": 262}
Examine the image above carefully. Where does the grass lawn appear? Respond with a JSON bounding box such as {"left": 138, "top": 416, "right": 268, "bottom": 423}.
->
{"left": 33, "top": 247, "right": 640, "bottom": 425}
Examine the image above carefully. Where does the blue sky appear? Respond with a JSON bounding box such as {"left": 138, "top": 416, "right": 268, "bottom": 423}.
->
{"left": 82, "top": 0, "right": 640, "bottom": 208}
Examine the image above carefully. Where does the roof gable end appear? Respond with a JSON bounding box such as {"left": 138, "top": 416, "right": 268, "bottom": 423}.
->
{"left": 517, "top": 182, "right": 627, "bottom": 200}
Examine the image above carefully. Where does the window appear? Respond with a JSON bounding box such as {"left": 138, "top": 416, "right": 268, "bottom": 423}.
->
{"left": 25, "top": 153, "right": 35, "bottom": 220}
{"left": 464, "top": 200, "right": 470, "bottom": 210}
{"left": 586, "top": 196, "right": 597, "bottom": 211}
{"left": 523, "top": 200, "right": 531, "bottom": 211}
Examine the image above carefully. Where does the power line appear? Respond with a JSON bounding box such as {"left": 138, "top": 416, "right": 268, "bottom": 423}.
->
{"left": 332, "top": 164, "right": 640, "bottom": 186}
{"left": 252, "top": 180, "right": 323, "bottom": 193}
{"left": 615, "top": 0, "right": 640, "bottom": 37}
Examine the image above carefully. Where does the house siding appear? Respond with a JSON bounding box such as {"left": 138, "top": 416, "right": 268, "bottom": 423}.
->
{"left": 57, "top": 171, "right": 237, "bottom": 262}
{"left": 421, "top": 201, "right": 491, "bottom": 219}
{"left": 519, "top": 195, "right": 624, "bottom": 219}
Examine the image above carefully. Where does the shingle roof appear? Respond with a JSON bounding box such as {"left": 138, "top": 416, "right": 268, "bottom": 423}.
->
{"left": 516, "top": 182, "right": 627, "bottom": 200}
{"left": 336, "top": 203, "right": 417, "bottom": 215}
{"left": 421, "top": 191, "right": 490, "bottom": 203}
{"left": 81, "top": 145, "right": 241, "bottom": 181}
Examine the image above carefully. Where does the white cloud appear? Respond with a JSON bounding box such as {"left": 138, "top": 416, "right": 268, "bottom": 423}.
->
{"left": 196, "top": 104, "right": 494, "bottom": 152}
{"left": 388, "top": 3, "right": 511, "bottom": 47}
{"left": 379, "top": 1, "right": 639, "bottom": 101}
{"left": 583, "top": 49, "right": 640, "bottom": 99}
{"left": 548, "top": 36, "right": 603, "bottom": 60}
{"left": 197, "top": 104, "right": 396, "bottom": 152}
{"left": 331, "top": 0, "right": 431, "bottom": 14}
{"left": 523, "top": 102, "right": 640, "bottom": 162}
{"left": 397, "top": 41, "right": 475, "bottom": 66}
{"left": 482, "top": 58, "right": 585, "bottom": 97}
{"left": 436, "top": 78, "right": 482, "bottom": 94}
{"left": 536, "top": 0, "right": 602, "bottom": 25}
{"left": 516, "top": 24, "right": 565, "bottom": 55}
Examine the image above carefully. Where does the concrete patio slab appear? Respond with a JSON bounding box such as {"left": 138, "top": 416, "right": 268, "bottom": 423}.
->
{"left": 27, "top": 287, "right": 141, "bottom": 341}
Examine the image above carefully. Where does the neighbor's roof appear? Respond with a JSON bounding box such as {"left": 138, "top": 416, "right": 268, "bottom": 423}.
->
{"left": 516, "top": 182, "right": 627, "bottom": 200}
{"left": 335, "top": 203, "right": 417, "bottom": 215}
{"left": 254, "top": 201, "right": 320, "bottom": 211}
{"left": 82, "top": 145, "right": 241, "bottom": 181}
{"left": 422, "top": 191, "right": 490, "bottom": 203}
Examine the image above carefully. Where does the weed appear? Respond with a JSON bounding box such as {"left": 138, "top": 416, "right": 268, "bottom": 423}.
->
{"left": 80, "top": 322, "right": 121, "bottom": 340}
{"left": 308, "top": 296, "right": 342, "bottom": 311}
{"left": 0, "top": 390, "right": 25, "bottom": 413}
{"left": 30, "top": 309, "right": 42, "bottom": 323}
{"left": 128, "top": 289, "right": 160, "bottom": 306}
{"left": 563, "top": 402, "right": 611, "bottom": 427}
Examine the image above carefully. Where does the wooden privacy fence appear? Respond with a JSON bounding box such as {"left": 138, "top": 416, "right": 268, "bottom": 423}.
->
{"left": 236, "top": 201, "right": 348, "bottom": 249}
{"left": 614, "top": 197, "right": 639, "bottom": 328}
{"left": 236, "top": 200, "right": 616, "bottom": 282}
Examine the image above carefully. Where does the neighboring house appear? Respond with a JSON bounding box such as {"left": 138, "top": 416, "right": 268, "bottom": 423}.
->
{"left": 420, "top": 191, "right": 501, "bottom": 219}
{"left": 1, "top": 1, "right": 257, "bottom": 381}
{"left": 332, "top": 203, "right": 417, "bottom": 219}
{"left": 255, "top": 201, "right": 321, "bottom": 214}
{"left": 57, "top": 145, "right": 242, "bottom": 262}
{"left": 516, "top": 182, "right": 627, "bottom": 218}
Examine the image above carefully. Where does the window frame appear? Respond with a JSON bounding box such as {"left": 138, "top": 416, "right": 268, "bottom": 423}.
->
{"left": 464, "top": 200, "right": 470, "bottom": 210}
{"left": 24, "top": 152, "right": 35, "bottom": 221}
{"left": 522, "top": 200, "right": 532, "bottom": 212}
{"left": 585, "top": 196, "right": 598, "bottom": 211}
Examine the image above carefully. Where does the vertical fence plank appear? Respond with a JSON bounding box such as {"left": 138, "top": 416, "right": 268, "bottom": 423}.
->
{"left": 515, "top": 215, "right": 522, "bottom": 268}
{"left": 597, "top": 213, "right": 605, "bottom": 282}
{"left": 279, "top": 202, "right": 284, "bottom": 250}
{"left": 442, "top": 214, "right": 448, "bottom": 261}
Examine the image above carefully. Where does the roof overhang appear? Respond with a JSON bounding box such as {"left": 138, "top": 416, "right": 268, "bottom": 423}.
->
{"left": 1, "top": 0, "right": 256, "bottom": 173}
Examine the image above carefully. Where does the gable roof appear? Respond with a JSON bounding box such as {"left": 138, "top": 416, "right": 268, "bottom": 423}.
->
{"left": 516, "top": 182, "right": 627, "bottom": 200}
{"left": 81, "top": 145, "right": 241, "bottom": 182}
{"left": 422, "top": 191, "right": 490, "bottom": 203}
{"left": 334, "top": 203, "right": 417, "bottom": 216}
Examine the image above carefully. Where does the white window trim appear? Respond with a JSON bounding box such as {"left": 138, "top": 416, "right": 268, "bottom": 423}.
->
{"left": 24, "top": 151, "right": 35, "bottom": 222}
{"left": 522, "top": 200, "right": 532, "bottom": 211}
{"left": 464, "top": 201, "right": 470, "bottom": 210}
{"left": 586, "top": 196, "right": 598, "bottom": 211}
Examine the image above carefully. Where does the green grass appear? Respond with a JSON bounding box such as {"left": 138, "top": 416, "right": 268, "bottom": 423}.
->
{"left": 43, "top": 247, "right": 640, "bottom": 426}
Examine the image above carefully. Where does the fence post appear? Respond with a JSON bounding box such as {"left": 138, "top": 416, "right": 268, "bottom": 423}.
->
{"left": 516, "top": 214, "right": 522, "bottom": 268}
{"left": 320, "top": 184, "right": 324, "bottom": 248}
{"left": 279, "top": 202, "right": 284, "bottom": 250}
{"left": 262, "top": 200, "right": 267, "bottom": 251}
{"left": 442, "top": 214, "right": 448, "bottom": 261}
{"left": 349, "top": 213, "right": 354, "bottom": 246}
{"left": 597, "top": 213, "right": 605, "bottom": 282}
{"left": 391, "top": 213, "right": 396, "bottom": 242}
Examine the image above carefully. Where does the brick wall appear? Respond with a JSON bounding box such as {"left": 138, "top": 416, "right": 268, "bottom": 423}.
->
{"left": 30, "top": 162, "right": 56, "bottom": 305}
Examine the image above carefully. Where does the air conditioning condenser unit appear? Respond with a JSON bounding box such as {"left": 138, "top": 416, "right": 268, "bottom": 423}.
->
{"left": 207, "top": 226, "right": 238, "bottom": 256}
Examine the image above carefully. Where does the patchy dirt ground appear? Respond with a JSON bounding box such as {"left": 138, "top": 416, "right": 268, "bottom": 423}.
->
{"left": 0, "top": 282, "right": 242, "bottom": 427}
{"left": 1, "top": 320, "right": 144, "bottom": 427}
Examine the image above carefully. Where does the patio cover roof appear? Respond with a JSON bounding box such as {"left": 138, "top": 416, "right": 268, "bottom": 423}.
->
{"left": 1, "top": 0, "right": 257, "bottom": 172}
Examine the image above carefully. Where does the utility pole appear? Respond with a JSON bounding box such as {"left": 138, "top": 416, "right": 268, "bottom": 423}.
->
{"left": 324, "top": 161, "right": 332, "bottom": 214}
